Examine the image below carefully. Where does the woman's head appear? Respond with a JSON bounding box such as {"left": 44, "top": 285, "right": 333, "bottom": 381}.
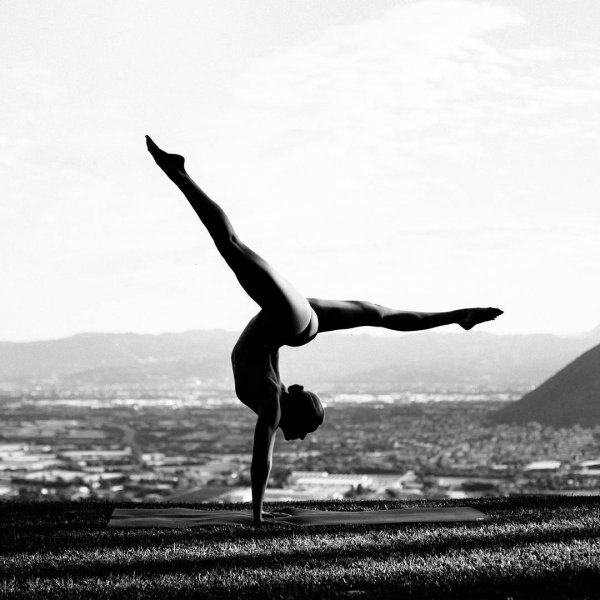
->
{"left": 280, "top": 384, "right": 324, "bottom": 441}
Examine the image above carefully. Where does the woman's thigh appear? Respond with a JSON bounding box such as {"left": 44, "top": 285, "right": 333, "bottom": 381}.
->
{"left": 221, "top": 238, "right": 312, "bottom": 334}
{"left": 307, "top": 298, "right": 381, "bottom": 333}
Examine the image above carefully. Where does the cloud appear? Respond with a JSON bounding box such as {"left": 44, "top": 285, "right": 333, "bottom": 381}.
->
{"left": 185, "top": 0, "right": 600, "bottom": 257}
{"left": 2, "top": 1, "right": 599, "bottom": 338}
{"left": 201, "top": 1, "right": 598, "bottom": 168}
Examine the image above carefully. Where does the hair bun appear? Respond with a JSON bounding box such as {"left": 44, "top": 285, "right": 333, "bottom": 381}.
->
{"left": 290, "top": 384, "right": 304, "bottom": 393}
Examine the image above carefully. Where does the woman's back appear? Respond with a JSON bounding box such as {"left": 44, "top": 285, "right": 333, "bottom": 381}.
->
{"left": 231, "top": 312, "right": 282, "bottom": 414}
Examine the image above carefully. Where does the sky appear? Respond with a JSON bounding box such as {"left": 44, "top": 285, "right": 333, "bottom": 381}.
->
{"left": 1, "top": 0, "right": 599, "bottom": 341}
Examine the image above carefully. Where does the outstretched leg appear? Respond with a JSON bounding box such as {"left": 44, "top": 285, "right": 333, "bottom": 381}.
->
{"left": 146, "top": 136, "right": 311, "bottom": 333}
{"left": 308, "top": 298, "right": 503, "bottom": 334}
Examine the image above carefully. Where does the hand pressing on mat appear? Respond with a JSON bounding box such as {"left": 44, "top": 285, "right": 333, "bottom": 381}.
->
{"left": 255, "top": 510, "right": 293, "bottom": 526}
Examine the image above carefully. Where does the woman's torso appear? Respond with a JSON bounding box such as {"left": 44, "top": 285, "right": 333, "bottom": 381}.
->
{"left": 231, "top": 312, "right": 281, "bottom": 415}
{"left": 231, "top": 308, "right": 319, "bottom": 413}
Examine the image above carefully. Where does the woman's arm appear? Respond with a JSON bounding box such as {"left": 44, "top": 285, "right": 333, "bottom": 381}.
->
{"left": 251, "top": 394, "right": 281, "bottom": 525}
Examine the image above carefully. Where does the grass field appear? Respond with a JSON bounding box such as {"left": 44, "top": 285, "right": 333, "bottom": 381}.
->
{"left": 1, "top": 496, "right": 599, "bottom": 599}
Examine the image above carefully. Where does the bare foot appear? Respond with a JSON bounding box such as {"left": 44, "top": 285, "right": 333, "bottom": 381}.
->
{"left": 145, "top": 135, "right": 186, "bottom": 179}
{"left": 457, "top": 307, "right": 503, "bottom": 331}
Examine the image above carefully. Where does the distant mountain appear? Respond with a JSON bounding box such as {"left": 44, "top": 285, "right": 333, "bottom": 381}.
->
{"left": 0, "top": 330, "right": 239, "bottom": 382}
{"left": 290, "top": 330, "right": 596, "bottom": 389}
{"left": 493, "top": 342, "right": 600, "bottom": 427}
{"left": 1, "top": 326, "right": 599, "bottom": 391}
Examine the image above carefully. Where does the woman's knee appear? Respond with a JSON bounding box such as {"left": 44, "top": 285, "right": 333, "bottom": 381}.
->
{"left": 215, "top": 234, "right": 247, "bottom": 265}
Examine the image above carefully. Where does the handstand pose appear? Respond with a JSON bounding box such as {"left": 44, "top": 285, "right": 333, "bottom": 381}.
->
{"left": 146, "top": 136, "right": 503, "bottom": 525}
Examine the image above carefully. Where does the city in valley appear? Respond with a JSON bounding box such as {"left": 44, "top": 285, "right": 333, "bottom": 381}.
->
{"left": 1, "top": 381, "right": 599, "bottom": 503}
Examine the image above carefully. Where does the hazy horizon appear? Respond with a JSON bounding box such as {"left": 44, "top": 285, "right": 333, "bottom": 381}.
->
{"left": 3, "top": 1, "right": 599, "bottom": 341}
{"left": 3, "top": 320, "right": 600, "bottom": 345}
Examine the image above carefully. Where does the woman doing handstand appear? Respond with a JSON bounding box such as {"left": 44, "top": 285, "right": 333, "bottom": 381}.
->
{"left": 145, "top": 136, "right": 503, "bottom": 525}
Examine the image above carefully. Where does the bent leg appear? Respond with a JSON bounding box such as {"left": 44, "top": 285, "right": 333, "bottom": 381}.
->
{"left": 308, "top": 298, "right": 502, "bottom": 333}
{"left": 147, "top": 136, "right": 311, "bottom": 332}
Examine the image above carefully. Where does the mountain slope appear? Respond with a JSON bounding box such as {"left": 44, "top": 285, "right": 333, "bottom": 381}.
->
{"left": 493, "top": 343, "right": 600, "bottom": 426}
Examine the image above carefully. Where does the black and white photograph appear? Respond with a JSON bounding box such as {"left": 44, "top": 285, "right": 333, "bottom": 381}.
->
{"left": 1, "top": 1, "right": 599, "bottom": 598}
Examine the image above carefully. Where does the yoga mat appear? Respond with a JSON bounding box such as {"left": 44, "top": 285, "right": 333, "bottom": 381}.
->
{"left": 108, "top": 506, "right": 488, "bottom": 528}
